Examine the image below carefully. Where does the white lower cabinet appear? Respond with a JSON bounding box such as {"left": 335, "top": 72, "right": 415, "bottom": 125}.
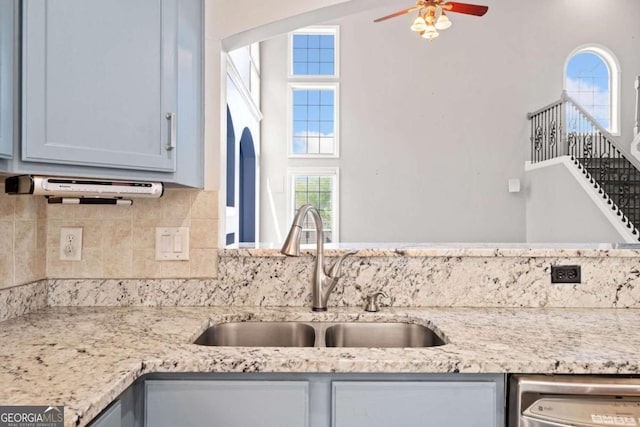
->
{"left": 333, "top": 381, "right": 497, "bottom": 427}
{"left": 138, "top": 374, "right": 504, "bottom": 427}
{"left": 145, "top": 380, "right": 309, "bottom": 427}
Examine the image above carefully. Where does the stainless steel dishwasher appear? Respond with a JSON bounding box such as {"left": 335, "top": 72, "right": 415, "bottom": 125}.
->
{"left": 510, "top": 375, "right": 640, "bottom": 427}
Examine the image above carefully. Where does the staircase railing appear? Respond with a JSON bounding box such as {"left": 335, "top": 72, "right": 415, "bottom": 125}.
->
{"left": 528, "top": 91, "right": 640, "bottom": 239}
{"left": 635, "top": 75, "right": 639, "bottom": 137}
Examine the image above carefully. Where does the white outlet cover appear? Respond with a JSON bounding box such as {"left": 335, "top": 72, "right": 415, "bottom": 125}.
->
{"left": 60, "top": 227, "right": 83, "bottom": 261}
{"left": 155, "top": 227, "right": 189, "bottom": 261}
{"left": 508, "top": 179, "right": 521, "bottom": 193}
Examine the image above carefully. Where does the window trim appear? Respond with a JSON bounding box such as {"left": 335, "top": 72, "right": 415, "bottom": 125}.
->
{"left": 287, "top": 82, "right": 340, "bottom": 159}
{"left": 287, "top": 167, "right": 340, "bottom": 244}
{"left": 288, "top": 25, "right": 340, "bottom": 80}
{"left": 563, "top": 44, "right": 621, "bottom": 136}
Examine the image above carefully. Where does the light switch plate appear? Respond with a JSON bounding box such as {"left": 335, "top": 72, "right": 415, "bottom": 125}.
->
{"left": 155, "top": 227, "right": 189, "bottom": 260}
{"left": 60, "top": 227, "right": 83, "bottom": 261}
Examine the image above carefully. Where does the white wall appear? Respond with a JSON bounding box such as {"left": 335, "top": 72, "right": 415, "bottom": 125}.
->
{"left": 525, "top": 158, "right": 631, "bottom": 243}
{"left": 259, "top": 0, "right": 640, "bottom": 243}
{"left": 213, "top": 0, "right": 349, "bottom": 40}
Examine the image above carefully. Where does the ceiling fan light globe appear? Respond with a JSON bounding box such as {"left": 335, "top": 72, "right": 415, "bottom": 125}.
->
{"left": 435, "top": 13, "right": 452, "bottom": 30}
{"left": 421, "top": 25, "right": 439, "bottom": 40}
{"left": 410, "top": 16, "right": 427, "bottom": 32}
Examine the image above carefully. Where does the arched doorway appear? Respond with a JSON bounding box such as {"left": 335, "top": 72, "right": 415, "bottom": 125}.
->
{"left": 239, "top": 127, "right": 256, "bottom": 242}
{"left": 226, "top": 106, "right": 236, "bottom": 245}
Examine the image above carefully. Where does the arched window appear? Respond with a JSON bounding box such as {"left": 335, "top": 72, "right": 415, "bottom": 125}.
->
{"left": 564, "top": 45, "right": 620, "bottom": 134}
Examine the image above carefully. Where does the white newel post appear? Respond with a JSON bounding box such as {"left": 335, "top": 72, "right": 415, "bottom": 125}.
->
{"left": 635, "top": 75, "right": 640, "bottom": 137}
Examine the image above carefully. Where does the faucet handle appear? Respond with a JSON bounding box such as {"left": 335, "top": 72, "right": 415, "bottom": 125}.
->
{"left": 327, "top": 250, "right": 357, "bottom": 279}
{"left": 364, "top": 291, "right": 388, "bottom": 312}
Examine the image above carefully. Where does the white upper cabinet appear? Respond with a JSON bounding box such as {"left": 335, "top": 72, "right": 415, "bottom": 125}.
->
{"left": 15, "top": 0, "right": 204, "bottom": 187}
{"left": 22, "top": 0, "right": 179, "bottom": 172}
{"left": 0, "top": 0, "right": 16, "bottom": 159}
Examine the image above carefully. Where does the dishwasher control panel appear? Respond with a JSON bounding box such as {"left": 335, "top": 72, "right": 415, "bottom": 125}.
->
{"left": 524, "top": 398, "right": 640, "bottom": 426}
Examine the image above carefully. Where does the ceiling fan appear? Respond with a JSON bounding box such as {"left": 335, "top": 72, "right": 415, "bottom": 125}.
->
{"left": 374, "top": 1, "right": 489, "bottom": 40}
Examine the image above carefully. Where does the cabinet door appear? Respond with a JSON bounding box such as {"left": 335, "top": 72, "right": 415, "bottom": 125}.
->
{"left": 22, "top": 0, "right": 177, "bottom": 172}
{"left": 0, "top": 0, "right": 16, "bottom": 159}
{"left": 145, "top": 380, "right": 309, "bottom": 427}
{"left": 333, "top": 381, "right": 497, "bottom": 427}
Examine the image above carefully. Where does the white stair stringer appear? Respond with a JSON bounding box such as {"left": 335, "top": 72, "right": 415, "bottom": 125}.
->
{"left": 525, "top": 156, "right": 639, "bottom": 243}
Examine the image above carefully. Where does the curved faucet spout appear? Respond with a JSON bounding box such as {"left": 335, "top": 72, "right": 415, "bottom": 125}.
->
{"left": 280, "top": 204, "right": 355, "bottom": 311}
{"left": 280, "top": 204, "right": 324, "bottom": 258}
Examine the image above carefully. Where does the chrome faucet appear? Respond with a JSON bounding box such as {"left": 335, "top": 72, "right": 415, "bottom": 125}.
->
{"left": 281, "top": 204, "right": 356, "bottom": 311}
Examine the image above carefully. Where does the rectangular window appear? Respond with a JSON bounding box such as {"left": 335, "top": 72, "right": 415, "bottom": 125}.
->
{"left": 289, "top": 168, "right": 339, "bottom": 244}
{"left": 290, "top": 84, "right": 338, "bottom": 157}
{"left": 290, "top": 26, "right": 338, "bottom": 77}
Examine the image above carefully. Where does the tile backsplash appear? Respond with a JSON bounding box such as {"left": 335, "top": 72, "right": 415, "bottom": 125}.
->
{"left": 0, "top": 184, "right": 47, "bottom": 289}
{"left": 46, "top": 189, "right": 219, "bottom": 279}
{"left": 0, "top": 184, "right": 219, "bottom": 289}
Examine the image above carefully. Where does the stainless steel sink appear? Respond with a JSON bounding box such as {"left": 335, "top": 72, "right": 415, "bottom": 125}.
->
{"left": 194, "top": 322, "right": 316, "bottom": 347}
{"left": 194, "top": 321, "right": 445, "bottom": 348}
{"left": 325, "top": 322, "right": 445, "bottom": 348}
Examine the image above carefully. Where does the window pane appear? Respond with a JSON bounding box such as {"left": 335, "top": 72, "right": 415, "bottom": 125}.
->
{"left": 293, "top": 63, "right": 308, "bottom": 75}
{"left": 565, "top": 52, "right": 611, "bottom": 130}
{"left": 319, "top": 138, "right": 334, "bottom": 154}
{"left": 308, "top": 90, "right": 320, "bottom": 105}
{"left": 308, "top": 48, "right": 320, "bottom": 62}
{"left": 291, "top": 29, "right": 336, "bottom": 76}
{"left": 308, "top": 35, "right": 320, "bottom": 48}
{"left": 293, "top": 34, "right": 307, "bottom": 49}
{"left": 320, "top": 106, "right": 334, "bottom": 121}
{"left": 308, "top": 105, "right": 320, "bottom": 120}
{"left": 293, "top": 137, "right": 307, "bottom": 154}
{"left": 320, "top": 121, "right": 333, "bottom": 134}
{"left": 308, "top": 63, "right": 320, "bottom": 75}
{"left": 293, "top": 105, "right": 307, "bottom": 121}
{"left": 320, "top": 48, "right": 334, "bottom": 62}
{"left": 320, "top": 35, "right": 334, "bottom": 48}
{"left": 293, "top": 90, "right": 307, "bottom": 105}
{"left": 308, "top": 136, "right": 320, "bottom": 154}
{"left": 293, "top": 174, "right": 335, "bottom": 244}
{"left": 319, "top": 63, "right": 334, "bottom": 75}
{"left": 293, "top": 48, "right": 308, "bottom": 62}
{"left": 291, "top": 88, "right": 336, "bottom": 155}
{"left": 320, "top": 91, "right": 334, "bottom": 105}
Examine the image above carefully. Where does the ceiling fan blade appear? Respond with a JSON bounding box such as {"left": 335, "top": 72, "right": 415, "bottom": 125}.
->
{"left": 443, "top": 2, "right": 488, "bottom": 16}
{"left": 374, "top": 6, "right": 420, "bottom": 23}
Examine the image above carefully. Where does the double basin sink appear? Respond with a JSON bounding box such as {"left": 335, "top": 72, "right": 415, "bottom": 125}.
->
{"left": 194, "top": 321, "right": 446, "bottom": 348}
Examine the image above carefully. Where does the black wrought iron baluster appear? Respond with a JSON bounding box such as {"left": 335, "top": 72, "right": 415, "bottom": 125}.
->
{"left": 547, "top": 109, "right": 551, "bottom": 160}
{"left": 530, "top": 113, "right": 534, "bottom": 163}
{"left": 551, "top": 106, "right": 555, "bottom": 158}
{"left": 543, "top": 109, "right": 547, "bottom": 161}
{"left": 577, "top": 109, "right": 581, "bottom": 162}
{"left": 540, "top": 112, "right": 544, "bottom": 161}
{"left": 533, "top": 115, "right": 543, "bottom": 161}
{"left": 552, "top": 106, "right": 555, "bottom": 158}
{"left": 555, "top": 105, "right": 559, "bottom": 158}
{"left": 556, "top": 108, "right": 559, "bottom": 158}
{"left": 547, "top": 109, "right": 550, "bottom": 160}
{"left": 533, "top": 113, "right": 536, "bottom": 162}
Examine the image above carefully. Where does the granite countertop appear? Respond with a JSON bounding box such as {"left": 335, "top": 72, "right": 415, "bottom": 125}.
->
{"left": 2, "top": 306, "right": 640, "bottom": 426}
{"left": 221, "top": 242, "right": 640, "bottom": 257}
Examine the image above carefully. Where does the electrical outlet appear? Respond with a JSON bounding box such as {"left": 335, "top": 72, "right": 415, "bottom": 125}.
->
{"left": 551, "top": 265, "right": 581, "bottom": 283}
{"left": 60, "top": 227, "right": 83, "bottom": 261}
